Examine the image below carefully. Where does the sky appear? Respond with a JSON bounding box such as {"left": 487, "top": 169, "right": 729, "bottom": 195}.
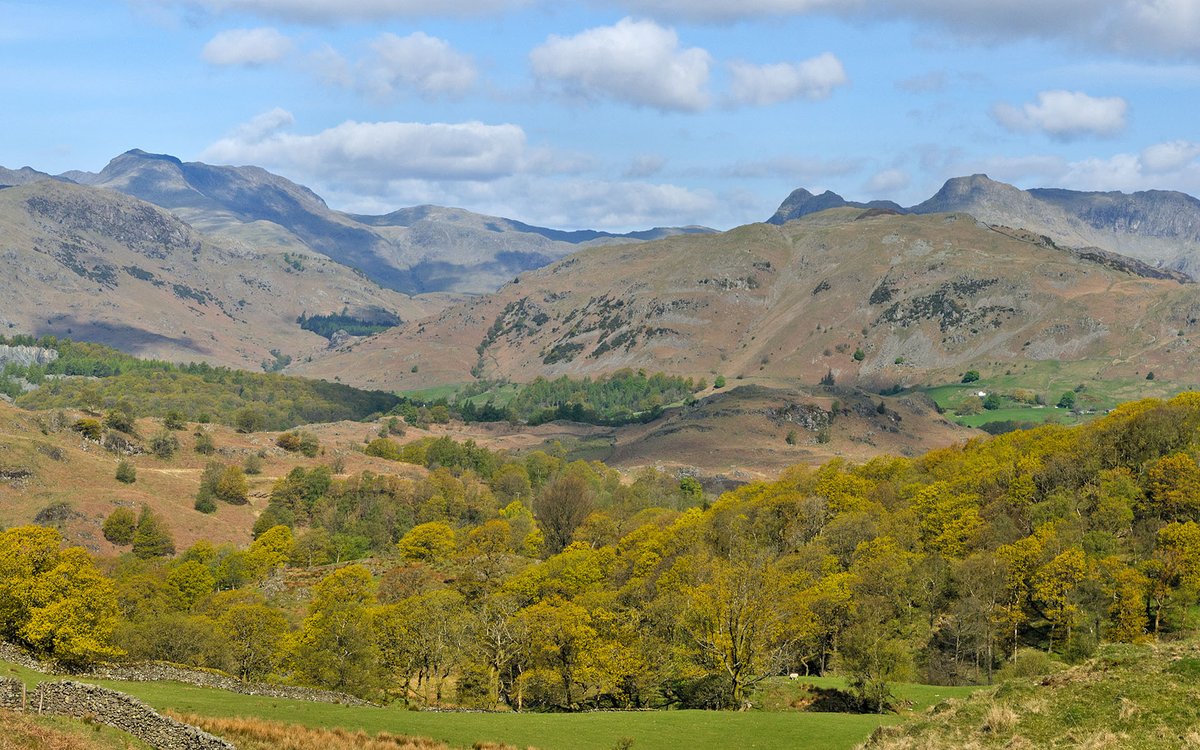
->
{"left": 2, "top": 1, "right": 1200, "bottom": 232}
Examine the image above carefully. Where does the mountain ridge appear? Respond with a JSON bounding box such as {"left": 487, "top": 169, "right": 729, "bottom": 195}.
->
{"left": 772, "top": 174, "right": 1200, "bottom": 278}
{"left": 32, "top": 149, "right": 718, "bottom": 295}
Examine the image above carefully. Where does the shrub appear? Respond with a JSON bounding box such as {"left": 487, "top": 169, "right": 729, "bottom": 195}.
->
{"left": 243, "top": 453, "right": 263, "bottom": 475}
{"left": 234, "top": 406, "right": 265, "bottom": 433}
{"left": 102, "top": 507, "right": 137, "bottom": 545}
{"left": 962, "top": 370, "right": 981, "bottom": 383}
{"left": 194, "top": 429, "right": 215, "bottom": 455}
{"left": 277, "top": 430, "right": 319, "bottom": 457}
{"left": 103, "top": 406, "right": 135, "bottom": 434}
{"left": 982, "top": 393, "right": 1003, "bottom": 410}
{"left": 216, "top": 465, "right": 249, "bottom": 505}
{"left": 115, "top": 459, "right": 137, "bottom": 484}
{"left": 785, "top": 429, "right": 798, "bottom": 445}
{"left": 852, "top": 348, "right": 865, "bottom": 362}
{"left": 714, "top": 375, "right": 726, "bottom": 389}
{"left": 365, "top": 437, "right": 403, "bottom": 460}
{"left": 149, "top": 428, "right": 179, "bottom": 459}
{"left": 132, "top": 506, "right": 175, "bottom": 558}
{"left": 163, "top": 410, "right": 186, "bottom": 430}
{"left": 73, "top": 418, "right": 102, "bottom": 441}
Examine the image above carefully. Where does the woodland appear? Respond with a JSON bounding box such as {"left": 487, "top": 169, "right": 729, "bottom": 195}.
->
{"left": 8, "top": 392, "right": 1200, "bottom": 715}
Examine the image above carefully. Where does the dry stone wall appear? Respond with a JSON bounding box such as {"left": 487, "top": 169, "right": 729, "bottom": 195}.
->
{"left": 35, "top": 681, "right": 235, "bottom": 750}
{"left": 0, "top": 676, "right": 24, "bottom": 709}
{"left": 0, "top": 675, "right": 234, "bottom": 750}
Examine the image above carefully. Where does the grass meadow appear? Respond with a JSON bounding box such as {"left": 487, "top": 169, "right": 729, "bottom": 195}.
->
{"left": 0, "top": 660, "right": 981, "bottom": 750}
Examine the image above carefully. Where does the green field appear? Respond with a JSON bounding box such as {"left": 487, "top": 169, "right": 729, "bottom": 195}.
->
{"left": 0, "top": 660, "right": 981, "bottom": 750}
{"left": 916, "top": 360, "right": 1199, "bottom": 430}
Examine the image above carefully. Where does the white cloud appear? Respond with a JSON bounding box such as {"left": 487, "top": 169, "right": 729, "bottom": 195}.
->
{"left": 362, "top": 32, "right": 476, "bottom": 98}
{"left": 529, "top": 18, "right": 712, "bottom": 112}
{"left": 202, "top": 111, "right": 529, "bottom": 181}
{"left": 865, "top": 168, "right": 909, "bottom": 194}
{"left": 727, "top": 53, "right": 847, "bottom": 105}
{"left": 616, "top": 0, "right": 1200, "bottom": 59}
{"left": 992, "top": 90, "right": 1128, "bottom": 139}
{"left": 950, "top": 139, "right": 1200, "bottom": 196}
{"left": 1141, "top": 140, "right": 1200, "bottom": 174}
{"left": 201, "top": 27, "right": 293, "bottom": 66}
{"left": 229, "top": 107, "right": 295, "bottom": 143}
{"left": 160, "top": 0, "right": 526, "bottom": 23}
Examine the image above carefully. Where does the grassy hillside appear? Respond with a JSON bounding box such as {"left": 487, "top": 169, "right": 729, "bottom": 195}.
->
{"left": 0, "top": 180, "right": 439, "bottom": 368}
{"left": 0, "top": 710, "right": 152, "bottom": 750}
{"left": 862, "top": 641, "right": 1200, "bottom": 749}
{"left": 297, "top": 210, "right": 1200, "bottom": 400}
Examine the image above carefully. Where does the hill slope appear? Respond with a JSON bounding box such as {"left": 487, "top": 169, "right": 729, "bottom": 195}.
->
{"left": 296, "top": 208, "right": 1200, "bottom": 394}
{"left": 0, "top": 180, "right": 440, "bottom": 367}
{"left": 862, "top": 641, "right": 1200, "bottom": 749}
{"left": 63, "top": 149, "right": 715, "bottom": 295}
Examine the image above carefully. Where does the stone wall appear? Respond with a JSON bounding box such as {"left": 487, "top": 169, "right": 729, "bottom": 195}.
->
{"left": 88, "top": 662, "right": 373, "bottom": 706}
{"left": 0, "top": 675, "right": 234, "bottom": 750}
{"left": 35, "top": 681, "right": 236, "bottom": 750}
{"left": 0, "top": 676, "right": 24, "bottom": 710}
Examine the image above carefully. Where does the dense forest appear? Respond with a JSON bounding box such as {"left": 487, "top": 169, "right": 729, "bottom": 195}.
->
{"left": 9, "top": 393, "right": 1200, "bottom": 713}
{"left": 1, "top": 335, "right": 399, "bottom": 430}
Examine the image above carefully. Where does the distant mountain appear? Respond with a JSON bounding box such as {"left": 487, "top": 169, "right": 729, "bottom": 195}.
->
{"left": 0, "top": 166, "right": 58, "bottom": 187}
{"left": 771, "top": 174, "right": 1200, "bottom": 278}
{"left": 0, "top": 180, "right": 441, "bottom": 367}
{"left": 296, "top": 207, "right": 1199, "bottom": 394}
{"left": 60, "top": 150, "right": 716, "bottom": 295}
{"left": 768, "top": 188, "right": 905, "bottom": 224}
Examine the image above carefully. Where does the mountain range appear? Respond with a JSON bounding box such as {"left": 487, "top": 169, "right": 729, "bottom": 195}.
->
{"left": 296, "top": 207, "right": 1199, "bottom": 393}
{"left": 5, "top": 149, "right": 1200, "bottom": 393}
{"left": 56, "top": 149, "right": 714, "bottom": 295}
{"left": 770, "top": 174, "right": 1200, "bottom": 278}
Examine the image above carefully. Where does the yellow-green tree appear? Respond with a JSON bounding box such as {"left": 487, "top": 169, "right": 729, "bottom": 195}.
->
{"left": 398, "top": 522, "right": 457, "bottom": 563}
{"left": 0, "top": 526, "right": 122, "bottom": 666}
{"left": 287, "top": 565, "right": 379, "bottom": 696}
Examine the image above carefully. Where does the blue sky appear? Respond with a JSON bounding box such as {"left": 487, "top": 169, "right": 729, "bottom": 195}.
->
{"left": 2, "top": 1, "right": 1199, "bottom": 231}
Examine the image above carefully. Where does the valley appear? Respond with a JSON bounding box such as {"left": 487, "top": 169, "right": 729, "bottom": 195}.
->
{"left": 4, "top": 152, "right": 1200, "bottom": 750}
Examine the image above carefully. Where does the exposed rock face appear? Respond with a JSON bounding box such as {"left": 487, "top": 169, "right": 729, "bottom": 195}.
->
{"left": 0, "top": 345, "right": 58, "bottom": 368}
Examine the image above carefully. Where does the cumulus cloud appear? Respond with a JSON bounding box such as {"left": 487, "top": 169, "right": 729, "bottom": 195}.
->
{"left": 202, "top": 111, "right": 529, "bottom": 181}
{"left": 992, "top": 90, "right": 1128, "bottom": 139}
{"left": 530, "top": 18, "right": 712, "bottom": 112}
{"left": 726, "top": 53, "right": 847, "bottom": 105}
{"left": 361, "top": 32, "right": 476, "bottom": 98}
{"left": 950, "top": 139, "right": 1200, "bottom": 195}
{"left": 1141, "top": 140, "right": 1200, "bottom": 174}
{"left": 158, "top": 0, "right": 526, "bottom": 23}
{"left": 615, "top": 0, "right": 1200, "bottom": 59}
{"left": 201, "top": 27, "right": 293, "bottom": 66}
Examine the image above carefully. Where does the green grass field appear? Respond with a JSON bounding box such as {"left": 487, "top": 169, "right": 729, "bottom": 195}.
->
{"left": 0, "top": 661, "right": 982, "bottom": 750}
{"left": 916, "top": 359, "right": 1200, "bottom": 431}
